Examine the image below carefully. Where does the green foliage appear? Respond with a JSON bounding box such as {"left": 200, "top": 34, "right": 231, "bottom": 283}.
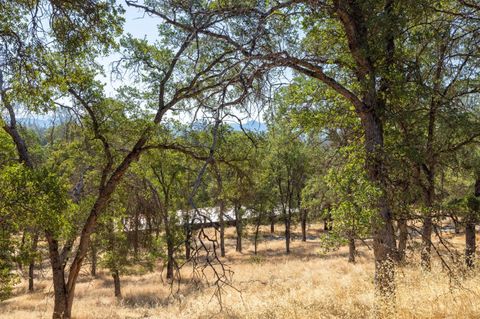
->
{"left": 325, "top": 145, "right": 381, "bottom": 241}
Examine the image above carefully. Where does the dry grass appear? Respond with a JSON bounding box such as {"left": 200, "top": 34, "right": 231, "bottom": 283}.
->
{"left": 1, "top": 224, "right": 480, "bottom": 319}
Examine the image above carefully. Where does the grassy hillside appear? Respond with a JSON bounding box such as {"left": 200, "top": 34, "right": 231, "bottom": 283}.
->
{"left": 1, "top": 225, "right": 479, "bottom": 319}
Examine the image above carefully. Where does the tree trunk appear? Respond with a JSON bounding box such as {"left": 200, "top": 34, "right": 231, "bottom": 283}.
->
{"left": 112, "top": 270, "right": 121, "bottom": 297}
{"left": 90, "top": 245, "right": 97, "bottom": 277}
{"left": 465, "top": 220, "right": 475, "bottom": 268}
{"left": 450, "top": 214, "right": 460, "bottom": 234}
{"left": 185, "top": 227, "right": 191, "bottom": 261}
{"left": 466, "top": 177, "right": 480, "bottom": 268}
{"left": 397, "top": 219, "right": 408, "bottom": 263}
{"left": 421, "top": 216, "right": 433, "bottom": 271}
{"left": 362, "top": 109, "right": 396, "bottom": 303}
{"left": 46, "top": 233, "right": 71, "bottom": 319}
{"left": 166, "top": 234, "right": 174, "bottom": 280}
{"left": 270, "top": 211, "right": 275, "bottom": 233}
{"left": 420, "top": 166, "right": 435, "bottom": 271}
{"left": 348, "top": 236, "right": 356, "bottom": 263}
{"left": 235, "top": 204, "right": 242, "bottom": 253}
{"left": 162, "top": 207, "right": 174, "bottom": 280}
{"left": 301, "top": 208, "right": 307, "bottom": 242}
{"left": 284, "top": 210, "right": 291, "bottom": 254}
{"left": 133, "top": 212, "right": 139, "bottom": 259}
{"left": 213, "top": 165, "right": 226, "bottom": 257}
{"left": 219, "top": 203, "right": 225, "bottom": 257}
{"left": 324, "top": 208, "right": 333, "bottom": 231}
{"left": 28, "top": 232, "right": 39, "bottom": 292}
{"left": 254, "top": 215, "right": 261, "bottom": 255}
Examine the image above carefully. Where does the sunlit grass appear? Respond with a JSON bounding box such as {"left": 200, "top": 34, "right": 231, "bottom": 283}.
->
{"left": 1, "top": 224, "right": 479, "bottom": 319}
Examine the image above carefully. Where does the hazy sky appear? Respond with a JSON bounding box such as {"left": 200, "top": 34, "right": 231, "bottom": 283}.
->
{"left": 98, "top": 2, "right": 266, "bottom": 130}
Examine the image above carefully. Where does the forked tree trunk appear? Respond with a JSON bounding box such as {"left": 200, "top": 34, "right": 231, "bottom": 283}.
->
{"left": 46, "top": 233, "right": 71, "bottom": 319}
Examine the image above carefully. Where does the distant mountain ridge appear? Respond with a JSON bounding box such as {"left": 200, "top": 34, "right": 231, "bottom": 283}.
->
{"left": 230, "top": 120, "right": 266, "bottom": 132}
{"left": 18, "top": 117, "right": 267, "bottom": 132}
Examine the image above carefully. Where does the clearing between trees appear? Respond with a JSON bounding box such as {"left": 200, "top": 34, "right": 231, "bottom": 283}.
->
{"left": 2, "top": 224, "right": 479, "bottom": 319}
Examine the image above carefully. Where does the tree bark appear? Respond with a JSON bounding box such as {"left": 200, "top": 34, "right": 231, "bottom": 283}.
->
{"left": 165, "top": 225, "right": 174, "bottom": 280}
{"left": 270, "top": 211, "right": 275, "bottom": 233}
{"left": 112, "top": 270, "right": 121, "bottom": 297}
{"left": 46, "top": 233, "right": 71, "bottom": 319}
{"left": 465, "top": 220, "right": 475, "bottom": 268}
{"left": 361, "top": 109, "right": 396, "bottom": 302}
{"left": 397, "top": 219, "right": 408, "bottom": 263}
{"left": 254, "top": 215, "right": 261, "bottom": 255}
{"left": 284, "top": 209, "right": 291, "bottom": 254}
{"left": 219, "top": 202, "right": 226, "bottom": 258}
{"left": 324, "top": 207, "right": 333, "bottom": 231}
{"left": 301, "top": 208, "right": 307, "bottom": 242}
{"left": 235, "top": 204, "right": 242, "bottom": 253}
{"left": 421, "top": 215, "right": 433, "bottom": 271}
{"left": 90, "top": 245, "right": 97, "bottom": 277}
{"left": 213, "top": 164, "right": 226, "bottom": 257}
{"left": 348, "top": 236, "right": 356, "bottom": 263}
{"left": 466, "top": 177, "right": 480, "bottom": 268}
{"left": 28, "top": 232, "right": 39, "bottom": 292}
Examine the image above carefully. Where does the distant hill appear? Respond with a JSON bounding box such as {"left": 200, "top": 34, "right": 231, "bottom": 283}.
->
{"left": 230, "top": 120, "right": 266, "bottom": 132}
{"left": 17, "top": 117, "right": 267, "bottom": 133}
{"left": 17, "top": 117, "right": 53, "bottom": 129}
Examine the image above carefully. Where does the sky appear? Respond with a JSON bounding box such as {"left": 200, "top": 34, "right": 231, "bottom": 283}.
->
{"left": 96, "top": 3, "right": 266, "bottom": 131}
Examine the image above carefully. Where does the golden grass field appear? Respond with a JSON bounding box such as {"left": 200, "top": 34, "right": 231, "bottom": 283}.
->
{"left": 1, "top": 224, "right": 480, "bottom": 319}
